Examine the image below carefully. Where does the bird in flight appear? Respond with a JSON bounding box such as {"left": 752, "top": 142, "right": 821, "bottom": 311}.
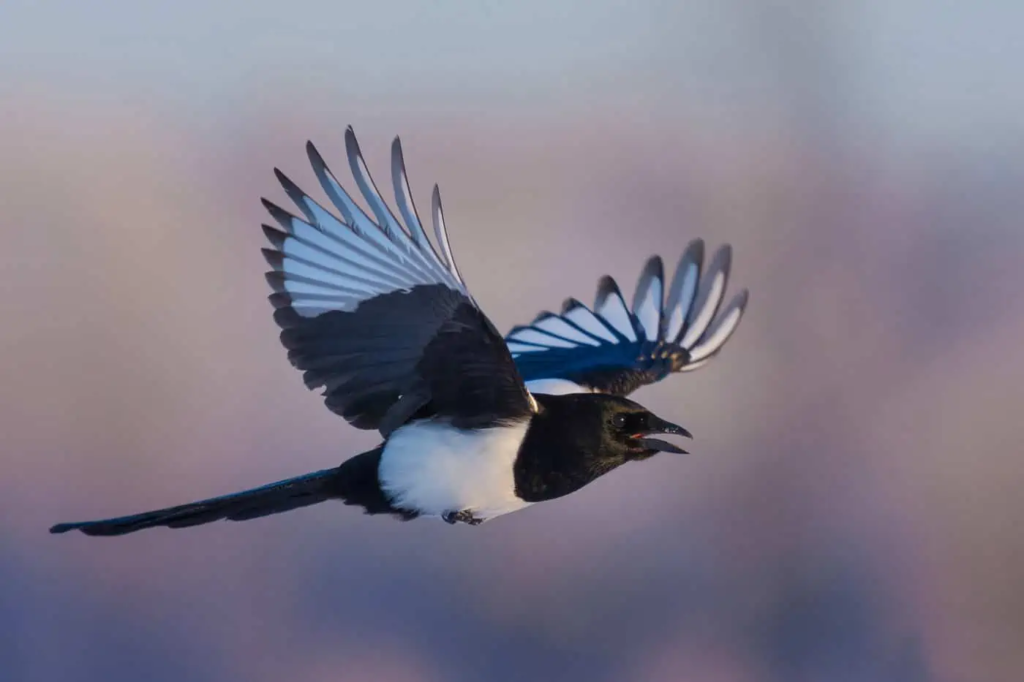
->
{"left": 51, "top": 128, "right": 747, "bottom": 536}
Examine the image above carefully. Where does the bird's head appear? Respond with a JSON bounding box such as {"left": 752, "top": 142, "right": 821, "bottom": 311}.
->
{"left": 596, "top": 395, "right": 692, "bottom": 461}
{"left": 531, "top": 393, "right": 692, "bottom": 463}
{"left": 517, "top": 393, "right": 693, "bottom": 502}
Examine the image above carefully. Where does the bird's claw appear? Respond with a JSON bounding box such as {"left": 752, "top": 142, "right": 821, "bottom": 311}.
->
{"left": 442, "top": 510, "right": 483, "bottom": 525}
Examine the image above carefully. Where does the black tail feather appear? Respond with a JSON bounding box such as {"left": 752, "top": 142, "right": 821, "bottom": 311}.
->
{"left": 50, "top": 447, "right": 412, "bottom": 537}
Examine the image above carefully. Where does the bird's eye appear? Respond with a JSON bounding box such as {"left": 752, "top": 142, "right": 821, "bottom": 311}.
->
{"left": 612, "top": 413, "right": 627, "bottom": 429}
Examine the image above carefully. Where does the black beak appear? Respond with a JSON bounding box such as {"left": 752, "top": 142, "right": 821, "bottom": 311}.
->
{"left": 638, "top": 415, "right": 692, "bottom": 454}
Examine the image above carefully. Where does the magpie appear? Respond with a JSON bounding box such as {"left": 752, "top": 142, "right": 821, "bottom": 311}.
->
{"left": 50, "top": 128, "right": 747, "bottom": 536}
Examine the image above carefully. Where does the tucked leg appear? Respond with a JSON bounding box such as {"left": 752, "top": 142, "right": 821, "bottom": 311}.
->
{"left": 442, "top": 510, "right": 484, "bottom": 525}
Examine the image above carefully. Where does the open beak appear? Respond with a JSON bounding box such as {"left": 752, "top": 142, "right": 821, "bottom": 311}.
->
{"left": 637, "top": 415, "right": 693, "bottom": 454}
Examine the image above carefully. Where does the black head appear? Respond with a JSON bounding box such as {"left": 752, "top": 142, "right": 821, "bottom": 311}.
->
{"left": 589, "top": 394, "right": 692, "bottom": 461}
{"left": 514, "top": 393, "right": 692, "bottom": 503}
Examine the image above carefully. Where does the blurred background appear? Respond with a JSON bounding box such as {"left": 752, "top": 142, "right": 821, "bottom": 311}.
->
{"left": 3, "top": 1, "right": 1023, "bottom": 680}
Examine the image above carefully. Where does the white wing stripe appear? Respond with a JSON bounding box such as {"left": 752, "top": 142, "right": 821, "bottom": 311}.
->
{"left": 634, "top": 278, "right": 662, "bottom": 342}
{"left": 680, "top": 269, "right": 724, "bottom": 349}
{"left": 284, "top": 214, "right": 420, "bottom": 289}
{"left": 665, "top": 241, "right": 704, "bottom": 342}
{"left": 340, "top": 130, "right": 459, "bottom": 288}
{"left": 666, "top": 264, "right": 698, "bottom": 341}
{"left": 290, "top": 303, "right": 353, "bottom": 317}
{"left": 679, "top": 246, "right": 731, "bottom": 349}
{"left": 278, "top": 249, "right": 394, "bottom": 292}
{"left": 631, "top": 257, "right": 664, "bottom": 342}
{"left": 689, "top": 291, "right": 747, "bottom": 362}
{"left": 508, "top": 328, "right": 579, "bottom": 349}
{"left": 275, "top": 180, "right": 424, "bottom": 289}
{"left": 265, "top": 130, "right": 472, "bottom": 322}
{"left": 391, "top": 138, "right": 430, "bottom": 248}
{"left": 279, "top": 272, "right": 374, "bottom": 298}
{"left": 389, "top": 138, "right": 463, "bottom": 289}
{"left": 595, "top": 281, "right": 638, "bottom": 341}
{"left": 532, "top": 316, "right": 602, "bottom": 346}
{"left": 309, "top": 163, "right": 436, "bottom": 288}
{"left": 507, "top": 342, "right": 548, "bottom": 354}
{"left": 563, "top": 305, "right": 619, "bottom": 343}
{"left": 431, "top": 186, "right": 466, "bottom": 288}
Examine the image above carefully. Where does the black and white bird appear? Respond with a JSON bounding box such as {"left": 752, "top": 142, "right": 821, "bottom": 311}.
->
{"left": 50, "top": 128, "right": 747, "bottom": 536}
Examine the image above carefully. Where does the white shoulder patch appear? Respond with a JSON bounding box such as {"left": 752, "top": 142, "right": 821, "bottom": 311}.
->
{"left": 524, "top": 378, "right": 591, "bottom": 396}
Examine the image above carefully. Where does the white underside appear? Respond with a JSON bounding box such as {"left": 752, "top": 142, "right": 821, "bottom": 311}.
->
{"left": 524, "top": 378, "right": 591, "bottom": 395}
{"left": 379, "top": 419, "right": 533, "bottom": 521}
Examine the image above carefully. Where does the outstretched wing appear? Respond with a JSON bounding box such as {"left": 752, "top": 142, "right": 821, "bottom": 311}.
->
{"left": 263, "top": 128, "right": 535, "bottom": 434}
{"left": 507, "top": 240, "right": 748, "bottom": 397}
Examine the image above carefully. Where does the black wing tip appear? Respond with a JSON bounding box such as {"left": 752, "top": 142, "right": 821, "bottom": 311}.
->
{"left": 561, "top": 297, "right": 586, "bottom": 314}
{"left": 274, "top": 307, "right": 303, "bottom": 329}
{"left": 391, "top": 137, "right": 408, "bottom": 175}
{"left": 635, "top": 255, "right": 665, "bottom": 301}
{"left": 595, "top": 275, "right": 623, "bottom": 304}
{"left": 273, "top": 167, "right": 307, "bottom": 203}
{"left": 268, "top": 292, "right": 293, "bottom": 310}
{"left": 640, "top": 254, "right": 665, "bottom": 279}
{"left": 49, "top": 522, "right": 75, "bottom": 534}
{"left": 261, "top": 247, "right": 284, "bottom": 269}
{"left": 262, "top": 224, "right": 288, "bottom": 249}
{"left": 262, "top": 196, "right": 294, "bottom": 225}
{"left": 709, "top": 243, "right": 733, "bottom": 271}
{"left": 306, "top": 140, "right": 328, "bottom": 172}
{"left": 531, "top": 310, "right": 557, "bottom": 324}
{"left": 265, "top": 271, "right": 287, "bottom": 293}
{"left": 344, "top": 126, "right": 362, "bottom": 157}
{"left": 680, "top": 239, "right": 706, "bottom": 268}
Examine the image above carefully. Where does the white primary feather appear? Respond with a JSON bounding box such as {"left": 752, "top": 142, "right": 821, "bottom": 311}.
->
{"left": 507, "top": 328, "right": 578, "bottom": 349}
{"left": 562, "top": 303, "right": 618, "bottom": 343}
{"left": 632, "top": 256, "right": 664, "bottom": 342}
{"left": 379, "top": 419, "right": 533, "bottom": 521}
{"left": 664, "top": 243, "right": 702, "bottom": 342}
{"left": 595, "top": 282, "right": 638, "bottom": 341}
{"left": 532, "top": 315, "right": 601, "bottom": 346}
{"left": 265, "top": 128, "right": 469, "bottom": 320}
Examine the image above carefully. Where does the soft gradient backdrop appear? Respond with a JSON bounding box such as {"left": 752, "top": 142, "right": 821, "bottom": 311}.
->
{"left": 3, "top": 2, "right": 1023, "bottom": 681}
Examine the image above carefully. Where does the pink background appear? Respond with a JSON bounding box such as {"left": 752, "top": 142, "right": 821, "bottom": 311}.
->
{"left": 3, "top": 3, "right": 1023, "bottom": 680}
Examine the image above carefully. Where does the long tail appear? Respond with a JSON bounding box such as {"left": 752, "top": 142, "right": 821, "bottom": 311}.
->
{"left": 50, "top": 447, "right": 408, "bottom": 537}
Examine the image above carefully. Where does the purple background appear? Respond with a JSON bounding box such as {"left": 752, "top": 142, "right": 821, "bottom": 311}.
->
{"left": 3, "top": 2, "right": 1023, "bottom": 680}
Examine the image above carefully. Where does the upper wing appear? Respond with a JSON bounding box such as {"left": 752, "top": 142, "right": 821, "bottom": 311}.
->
{"left": 507, "top": 240, "right": 748, "bottom": 396}
{"left": 262, "top": 128, "right": 535, "bottom": 435}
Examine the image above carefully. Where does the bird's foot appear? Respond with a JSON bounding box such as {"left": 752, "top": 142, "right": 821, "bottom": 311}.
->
{"left": 442, "top": 510, "right": 484, "bottom": 526}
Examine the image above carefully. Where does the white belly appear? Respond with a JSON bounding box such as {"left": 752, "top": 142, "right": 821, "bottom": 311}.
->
{"left": 379, "top": 419, "right": 533, "bottom": 521}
